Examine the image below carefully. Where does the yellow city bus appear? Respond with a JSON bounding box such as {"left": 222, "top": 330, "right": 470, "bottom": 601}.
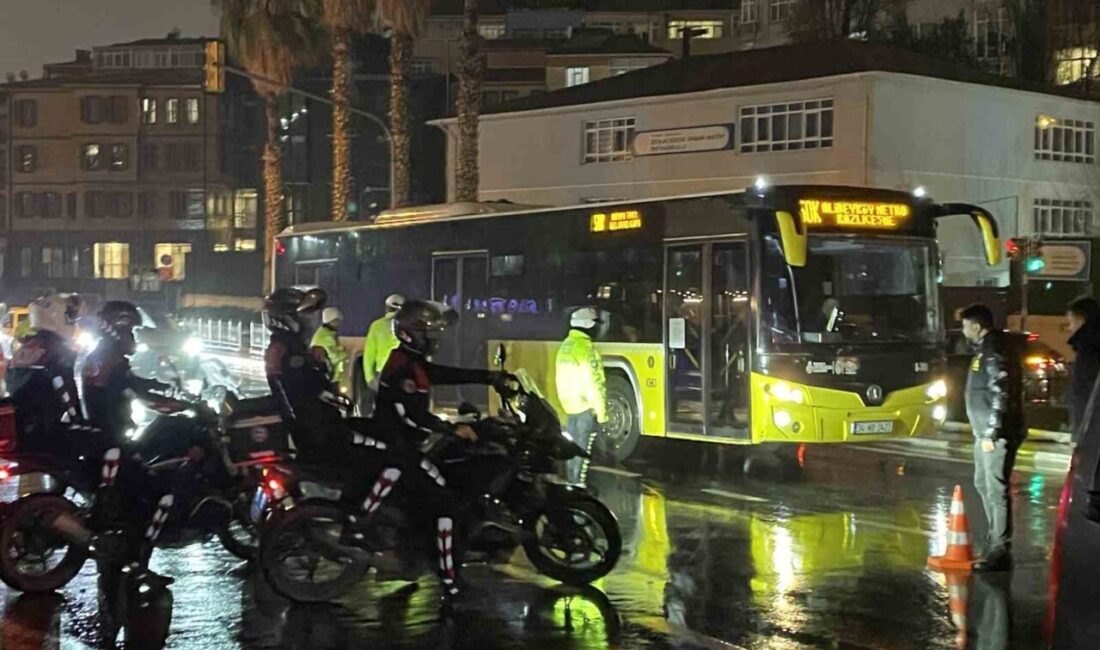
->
{"left": 274, "top": 185, "right": 1001, "bottom": 460}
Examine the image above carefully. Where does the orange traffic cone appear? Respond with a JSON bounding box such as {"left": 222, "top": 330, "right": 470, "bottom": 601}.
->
{"left": 945, "top": 572, "right": 971, "bottom": 649}
{"left": 929, "top": 484, "right": 976, "bottom": 572}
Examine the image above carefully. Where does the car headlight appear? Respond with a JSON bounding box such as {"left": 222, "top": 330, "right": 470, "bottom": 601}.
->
{"left": 925, "top": 379, "right": 948, "bottom": 401}
{"left": 766, "top": 381, "right": 805, "bottom": 404}
{"left": 182, "top": 337, "right": 204, "bottom": 356}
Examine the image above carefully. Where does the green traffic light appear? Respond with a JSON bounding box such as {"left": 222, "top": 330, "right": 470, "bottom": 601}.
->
{"left": 1026, "top": 257, "right": 1046, "bottom": 273}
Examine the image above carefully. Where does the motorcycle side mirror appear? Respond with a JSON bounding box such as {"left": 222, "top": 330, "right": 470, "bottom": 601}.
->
{"left": 494, "top": 343, "right": 507, "bottom": 368}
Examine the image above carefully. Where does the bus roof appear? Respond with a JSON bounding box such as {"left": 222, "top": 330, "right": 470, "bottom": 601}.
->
{"left": 274, "top": 185, "right": 936, "bottom": 239}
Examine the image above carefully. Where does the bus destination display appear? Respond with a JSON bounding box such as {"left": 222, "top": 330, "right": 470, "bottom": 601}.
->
{"left": 799, "top": 199, "right": 911, "bottom": 230}
{"left": 590, "top": 209, "right": 643, "bottom": 233}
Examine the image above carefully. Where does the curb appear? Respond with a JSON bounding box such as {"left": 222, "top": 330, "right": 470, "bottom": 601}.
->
{"left": 940, "top": 422, "right": 1071, "bottom": 445}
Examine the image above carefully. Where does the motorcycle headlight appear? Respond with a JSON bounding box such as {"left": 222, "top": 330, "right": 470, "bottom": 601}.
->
{"left": 131, "top": 399, "right": 148, "bottom": 422}
{"left": 135, "top": 343, "right": 150, "bottom": 354}
{"left": 184, "top": 378, "right": 204, "bottom": 396}
{"left": 925, "top": 379, "right": 948, "bottom": 401}
{"left": 76, "top": 331, "right": 97, "bottom": 351}
{"left": 182, "top": 337, "right": 204, "bottom": 356}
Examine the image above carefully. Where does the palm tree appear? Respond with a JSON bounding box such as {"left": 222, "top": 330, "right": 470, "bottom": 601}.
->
{"left": 378, "top": 0, "right": 430, "bottom": 208}
{"left": 321, "top": 0, "right": 376, "bottom": 221}
{"left": 454, "top": 0, "right": 483, "bottom": 202}
{"left": 217, "top": 0, "right": 322, "bottom": 293}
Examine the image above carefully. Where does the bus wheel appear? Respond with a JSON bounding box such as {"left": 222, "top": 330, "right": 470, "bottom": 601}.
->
{"left": 600, "top": 375, "right": 640, "bottom": 463}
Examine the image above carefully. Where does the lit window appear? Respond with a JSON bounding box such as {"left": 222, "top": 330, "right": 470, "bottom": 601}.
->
{"left": 166, "top": 98, "right": 179, "bottom": 124}
{"left": 81, "top": 144, "right": 103, "bottom": 171}
{"left": 1056, "top": 48, "right": 1099, "bottom": 85}
{"left": 740, "top": 99, "right": 834, "bottom": 153}
{"left": 16, "top": 145, "right": 36, "bottom": 173}
{"left": 234, "top": 238, "right": 257, "bottom": 251}
{"left": 769, "top": 0, "right": 795, "bottom": 22}
{"left": 1034, "top": 116, "right": 1095, "bottom": 164}
{"left": 740, "top": 0, "right": 758, "bottom": 24}
{"left": 1034, "top": 199, "right": 1093, "bottom": 237}
{"left": 583, "top": 117, "right": 636, "bottom": 163}
{"left": 566, "top": 67, "right": 590, "bottom": 87}
{"left": 667, "top": 19, "right": 724, "bottom": 39}
{"left": 185, "top": 98, "right": 200, "bottom": 124}
{"left": 141, "top": 98, "right": 157, "bottom": 124}
{"left": 93, "top": 242, "right": 130, "bottom": 279}
{"left": 478, "top": 22, "right": 506, "bottom": 39}
{"left": 234, "top": 189, "right": 258, "bottom": 229}
{"left": 155, "top": 243, "right": 192, "bottom": 281}
{"left": 41, "top": 246, "right": 65, "bottom": 278}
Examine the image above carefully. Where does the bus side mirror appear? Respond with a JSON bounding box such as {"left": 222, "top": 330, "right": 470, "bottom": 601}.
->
{"left": 775, "top": 211, "right": 807, "bottom": 267}
{"left": 971, "top": 211, "right": 1002, "bottom": 266}
{"left": 494, "top": 343, "right": 506, "bottom": 368}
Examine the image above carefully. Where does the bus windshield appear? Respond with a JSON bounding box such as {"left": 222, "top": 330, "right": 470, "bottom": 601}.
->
{"left": 762, "top": 235, "right": 940, "bottom": 346}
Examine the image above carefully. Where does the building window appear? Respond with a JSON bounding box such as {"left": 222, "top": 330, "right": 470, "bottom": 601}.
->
{"left": 19, "top": 248, "right": 31, "bottom": 279}
{"left": 110, "top": 144, "right": 129, "bottom": 170}
{"left": 110, "top": 96, "right": 129, "bottom": 123}
{"left": 234, "top": 238, "right": 257, "bottom": 251}
{"left": 666, "top": 19, "right": 724, "bottom": 39}
{"left": 583, "top": 117, "right": 636, "bottom": 163}
{"left": 81, "top": 144, "right": 104, "bottom": 171}
{"left": 410, "top": 59, "right": 439, "bottom": 75}
{"left": 740, "top": 0, "right": 758, "bottom": 24}
{"left": 81, "top": 96, "right": 106, "bottom": 124}
{"left": 185, "top": 97, "right": 200, "bottom": 124}
{"left": 108, "top": 192, "right": 132, "bottom": 218}
{"left": 1035, "top": 116, "right": 1095, "bottom": 163}
{"left": 1056, "top": 48, "right": 1099, "bottom": 85}
{"left": 154, "top": 243, "right": 192, "bottom": 281}
{"left": 16, "top": 145, "right": 36, "bottom": 172}
{"left": 68, "top": 246, "right": 85, "bottom": 278}
{"left": 974, "top": 8, "right": 1008, "bottom": 72}
{"left": 93, "top": 243, "right": 130, "bottom": 279}
{"left": 41, "top": 246, "right": 65, "bottom": 278}
{"left": 138, "top": 191, "right": 157, "bottom": 218}
{"left": 139, "top": 143, "right": 159, "bottom": 172}
{"left": 166, "top": 143, "right": 201, "bottom": 172}
{"left": 234, "top": 189, "right": 258, "bottom": 229}
{"left": 566, "top": 67, "right": 591, "bottom": 87}
{"left": 14, "top": 192, "right": 37, "bottom": 218}
{"left": 166, "top": 98, "right": 179, "bottom": 124}
{"left": 769, "top": 0, "right": 795, "bottom": 22}
{"left": 478, "top": 22, "right": 506, "bottom": 39}
{"left": 0, "top": 149, "right": 5, "bottom": 183}
{"left": 85, "top": 190, "right": 107, "bottom": 218}
{"left": 740, "top": 99, "right": 834, "bottom": 153}
{"left": 141, "top": 97, "right": 157, "bottom": 124}
{"left": 1034, "top": 198, "right": 1093, "bottom": 237}
{"left": 14, "top": 99, "right": 37, "bottom": 127}
{"left": 41, "top": 192, "right": 61, "bottom": 219}
{"left": 170, "top": 189, "right": 205, "bottom": 219}
{"left": 67, "top": 192, "right": 77, "bottom": 219}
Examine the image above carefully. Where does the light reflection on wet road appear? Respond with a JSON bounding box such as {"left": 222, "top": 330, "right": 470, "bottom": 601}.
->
{"left": 0, "top": 439, "right": 1059, "bottom": 649}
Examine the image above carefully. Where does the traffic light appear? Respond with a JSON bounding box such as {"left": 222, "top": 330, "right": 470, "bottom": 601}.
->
{"left": 204, "top": 40, "right": 226, "bottom": 94}
{"left": 1005, "top": 238, "right": 1024, "bottom": 261}
{"left": 1026, "top": 244, "right": 1046, "bottom": 273}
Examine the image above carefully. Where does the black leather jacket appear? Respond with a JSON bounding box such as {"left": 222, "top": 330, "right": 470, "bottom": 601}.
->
{"left": 965, "top": 330, "right": 1023, "bottom": 441}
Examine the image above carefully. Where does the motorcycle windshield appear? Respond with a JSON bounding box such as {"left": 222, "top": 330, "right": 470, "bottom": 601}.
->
{"left": 515, "top": 369, "right": 542, "bottom": 398}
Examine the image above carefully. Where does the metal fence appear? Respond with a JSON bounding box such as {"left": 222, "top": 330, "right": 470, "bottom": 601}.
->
{"left": 183, "top": 318, "right": 268, "bottom": 357}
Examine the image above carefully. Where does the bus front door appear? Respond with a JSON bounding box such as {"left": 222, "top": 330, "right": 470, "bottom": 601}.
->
{"left": 664, "top": 242, "right": 750, "bottom": 440}
{"left": 431, "top": 252, "right": 489, "bottom": 410}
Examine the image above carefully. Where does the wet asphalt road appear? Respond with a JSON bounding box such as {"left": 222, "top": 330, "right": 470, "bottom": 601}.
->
{"left": 0, "top": 437, "right": 1063, "bottom": 650}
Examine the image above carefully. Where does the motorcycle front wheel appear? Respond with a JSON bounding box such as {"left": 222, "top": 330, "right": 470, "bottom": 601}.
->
{"left": 217, "top": 490, "right": 260, "bottom": 561}
{"left": 0, "top": 494, "right": 89, "bottom": 593}
{"left": 259, "top": 502, "right": 366, "bottom": 603}
{"left": 522, "top": 495, "right": 622, "bottom": 586}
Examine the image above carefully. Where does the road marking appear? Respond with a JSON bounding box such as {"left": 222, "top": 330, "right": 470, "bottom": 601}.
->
{"left": 854, "top": 518, "right": 934, "bottom": 538}
{"left": 589, "top": 465, "right": 643, "bottom": 478}
{"left": 700, "top": 488, "right": 769, "bottom": 504}
{"left": 848, "top": 445, "right": 1069, "bottom": 475}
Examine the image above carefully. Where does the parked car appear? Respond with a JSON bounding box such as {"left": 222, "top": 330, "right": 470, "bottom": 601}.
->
{"left": 944, "top": 330, "right": 1068, "bottom": 423}
{"left": 1048, "top": 378, "right": 1100, "bottom": 647}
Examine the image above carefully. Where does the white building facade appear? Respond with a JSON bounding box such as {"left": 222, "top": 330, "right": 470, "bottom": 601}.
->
{"left": 436, "top": 67, "right": 1100, "bottom": 289}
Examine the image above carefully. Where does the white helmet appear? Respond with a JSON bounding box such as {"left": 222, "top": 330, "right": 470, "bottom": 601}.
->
{"left": 569, "top": 306, "right": 601, "bottom": 330}
{"left": 322, "top": 307, "right": 343, "bottom": 326}
{"left": 30, "top": 293, "right": 85, "bottom": 339}
{"left": 385, "top": 293, "right": 405, "bottom": 311}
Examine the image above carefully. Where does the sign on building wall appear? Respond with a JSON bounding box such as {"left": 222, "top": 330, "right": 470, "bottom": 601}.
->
{"left": 633, "top": 125, "right": 734, "bottom": 156}
{"left": 1034, "top": 240, "right": 1091, "bottom": 281}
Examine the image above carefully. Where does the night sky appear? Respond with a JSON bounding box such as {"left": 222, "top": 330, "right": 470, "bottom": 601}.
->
{"left": 0, "top": 0, "right": 220, "bottom": 78}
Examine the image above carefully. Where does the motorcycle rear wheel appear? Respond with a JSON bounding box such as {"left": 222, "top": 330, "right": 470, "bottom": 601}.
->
{"left": 259, "top": 503, "right": 365, "bottom": 603}
{"left": 522, "top": 495, "right": 621, "bottom": 586}
{"left": 0, "top": 494, "right": 89, "bottom": 593}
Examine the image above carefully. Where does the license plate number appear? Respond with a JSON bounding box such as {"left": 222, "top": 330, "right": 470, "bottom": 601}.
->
{"left": 852, "top": 421, "right": 894, "bottom": 435}
{"left": 249, "top": 488, "right": 268, "bottom": 523}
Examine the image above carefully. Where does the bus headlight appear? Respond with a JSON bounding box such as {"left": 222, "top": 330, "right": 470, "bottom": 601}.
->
{"left": 933, "top": 404, "right": 947, "bottom": 423}
{"left": 773, "top": 409, "right": 793, "bottom": 428}
{"left": 183, "top": 337, "right": 204, "bottom": 356}
{"left": 767, "top": 381, "right": 805, "bottom": 404}
{"left": 925, "top": 379, "right": 947, "bottom": 401}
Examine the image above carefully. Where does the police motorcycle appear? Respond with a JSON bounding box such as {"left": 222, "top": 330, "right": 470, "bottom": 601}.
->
{"left": 0, "top": 376, "right": 289, "bottom": 595}
{"left": 257, "top": 352, "right": 622, "bottom": 604}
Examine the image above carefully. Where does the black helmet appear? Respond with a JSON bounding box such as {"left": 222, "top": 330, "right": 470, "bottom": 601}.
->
{"left": 99, "top": 301, "right": 143, "bottom": 340}
{"left": 393, "top": 300, "right": 457, "bottom": 356}
{"left": 263, "top": 287, "right": 326, "bottom": 333}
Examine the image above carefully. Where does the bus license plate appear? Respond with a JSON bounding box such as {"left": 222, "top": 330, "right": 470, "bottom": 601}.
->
{"left": 852, "top": 421, "right": 893, "bottom": 435}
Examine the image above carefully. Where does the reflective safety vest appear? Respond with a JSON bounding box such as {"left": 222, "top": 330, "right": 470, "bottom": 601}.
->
{"left": 363, "top": 313, "right": 399, "bottom": 385}
{"left": 310, "top": 325, "right": 348, "bottom": 383}
{"left": 554, "top": 329, "right": 608, "bottom": 423}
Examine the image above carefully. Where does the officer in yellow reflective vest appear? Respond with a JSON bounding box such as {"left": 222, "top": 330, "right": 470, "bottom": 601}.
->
{"left": 310, "top": 307, "right": 348, "bottom": 388}
{"left": 555, "top": 307, "right": 607, "bottom": 485}
{"left": 359, "top": 293, "right": 404, "bottom": 414}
